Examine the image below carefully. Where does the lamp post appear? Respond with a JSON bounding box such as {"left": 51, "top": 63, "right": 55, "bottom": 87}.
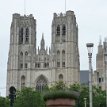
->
{"left": 84, "top": 97, "right": 87, "bottom": 107}
{"left": 86, "top": 43, "right": 94, "bottom": 107}
{"left": 104, "top": 41, "right": 107, "bottom": 107}
{"left": 9, "top": 86, "right": 16, "bottom": 107}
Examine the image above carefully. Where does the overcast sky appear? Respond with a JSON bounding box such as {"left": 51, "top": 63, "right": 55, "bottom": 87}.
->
{"left": 0, "top": 0, "right": 107, "bottom": 96}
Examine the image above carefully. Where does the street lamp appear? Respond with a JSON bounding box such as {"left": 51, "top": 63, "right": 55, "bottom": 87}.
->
{"left": 86, "top": 43, "right": 94, "bottom": 107}
{"left": 104, "top": 41, "right": 107, "bottom": 107}
{"left": 9, "top": 86, "right": 16, "bottom": 107}
{"left": 84, "top": 97, "right": 87, "bottom": 107}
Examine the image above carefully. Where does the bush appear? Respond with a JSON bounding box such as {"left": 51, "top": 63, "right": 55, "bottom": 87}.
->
{"left": 43, "top": 90, "right": 79, "bottom": 101}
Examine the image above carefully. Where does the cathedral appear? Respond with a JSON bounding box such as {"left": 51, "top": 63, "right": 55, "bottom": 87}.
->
{"left": 6, "top": 10, "right": 80, "bottom": 95}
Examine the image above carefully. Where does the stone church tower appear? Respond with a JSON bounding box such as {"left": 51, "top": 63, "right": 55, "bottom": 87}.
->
{"left": 93, "top": 38, "right": 107, "bottom": 90}
{"left": 6, "top": 10, "right": 80, "bottom": 95}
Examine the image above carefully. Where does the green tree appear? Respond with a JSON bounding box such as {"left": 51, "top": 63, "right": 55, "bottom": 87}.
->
{"left": 49, "top": 81, "right": 67, "bottom": 91}
{"left": 14, "top": 87, "right": 45, "bottom": 107}
{"left": 0, "top": 97, "right": 9, "bottom": 107}
{"left": 69, "top": 84, "right": 106, "bottom": 107}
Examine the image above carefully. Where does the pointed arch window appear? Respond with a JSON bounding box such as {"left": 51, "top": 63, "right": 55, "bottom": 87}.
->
{"left": 20, "top": 63, "right": 23, "bottom": 69}
{"left": 59, "top": 74, "right": 63, "bottom": 81}
{"left": 57, "top": 50, "right": 60, "bottom": 60}
{"left": 57, "top": 50, "right": 60, "bottom": 55}
{"left": 26, "top": 27, "right": 29, "bottom": 36}
{"left": 44, "top": 63, "right": 47, "bottom": 68}
{"left": 20, "top": 52, "right": 23, "bottom": 57}
{"left": 62, "top": 50, "right": 65, "bottom": 59}
{"left": 25, "top": 28, "right": 29, "bottom": 43}
{"left": 21, "top": 76, "right": 25, "bottom": 89}
{"left": 19, "top": 28, "right": 23, "bottom": 44}
{"left": 57, "top": 62, "right": 60, "bottom": 67}
{"left": 62, "top": 25, "right": 66, "bottom": 35}
{"left": 62, "top": 50, "right": 65, "bottom": 67}
{"left": 56, "top": 25, "right": 60, "bottom": 36}
{"left": 62, "top": 62, "right": 65, "bottom": 67}
{"left": 25, "top": 63, "right": 28, "bottom": 69}
{"left": 36, "top": 75, "right": 47, "bottom": 92}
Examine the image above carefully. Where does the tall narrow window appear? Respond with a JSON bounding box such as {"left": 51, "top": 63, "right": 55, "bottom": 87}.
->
{"left": 59, "top": 74, "right": 63, "bottom": 81}
{"left": 44, "top": 63, "right": 47, "bottom": 68}
{"left": 35, "top": 63, "right": 37, "bottom": 68}
{"left": 56, "top": 25, "right": 60, "bottom": 36}
{"left": 25, "top": 28, "right": 29, "bottom": 43}
{"left": 38, "top": 63, "right": 40, "bottom": 68}
{"left": 20, "top": 63, "right": 23, "bottom": 69}
{"left": 62, "top": 25, "right": 66, "bottom": 35}
{"left": 62, "top": 50, "right": 65, "bottom": 67}
{"left": 62, "top": 50, "right": 65, "bottom": 58}
{"left": 19, "top": 28, "right": 23, "bottom": 44}
{"left": 57, "top": 50, "right": 60, "bottom": 55}
{"left": 20, "top": 52, "right": 23, "bottom": 57}
{"left": 57, "top": 62, "right": 60, "bottom": 67}
{"left": 47, "top": 63, "right": 49, "bottom": 67}
{"left": 26, "top": 28, "right": 29, "bottom": 36}
{"left": 25, "top": 63, "right": 28, "bottom": 69}
{"left": 62, "top": 62, "right": 65, "bottom": 67}
{"left": 21, "top": 76, "right": 25, "bottom": 89}
{"left": 57, "top": 50, "right": 60, "bottom": 60}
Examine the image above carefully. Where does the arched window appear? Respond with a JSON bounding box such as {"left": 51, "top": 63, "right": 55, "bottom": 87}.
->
{"left": 62, "top": 25, "right": 66, "bottom": 35}
{"left": 26, "top": 28, "right": 29, "bottom": 36}
{"left": 57, "top": 50, "right": 60, "bottom": 60}
{"left": 62, "top": 50, "right": 65, "bottom": 67}
{"left": 20, "top": 52, "right": 23, "bottom": 56}
{"left": 57, "top": 50, "right": 60, "bottom": 55}
{"left": 44, "top": 63, "right": 47, "bottom": 68}
{"left": 25, "top": 63, "right": 28, "bottom": 69}
{"left": 36, "top": 75, "right": 47, "bottom": 92}
{"left": 20, "top": 63, "right": 23, "bottom": 69}
{"left": 20, "top": 28, "right": 23, "bottom": 36}
{"left": 56, "top": 25, "right": 60, "bottom": 36}
{"left": 19, "top": 28, "right": 23, "bottom": 44}
{"left": 57, "top": 62, "right": 60, "bottom": 67}
{"left": 59, "top": 74, "right": 63, "bottom": 81}
{"left": 62, "top": 50, "right": 65, "bottom": 58}
{"left": 21, "top": 76, "right": 25, "bottom": 89}
{"left": 25, "top": 28, "right": 29, "bottom": 43}
{"left": 62, "top": 62, "right": 65, "bottom": 67}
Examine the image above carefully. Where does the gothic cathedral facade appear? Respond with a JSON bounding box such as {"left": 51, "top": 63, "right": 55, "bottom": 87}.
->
{"left": 6, "top": 10, "right": 80, "bottom": 95}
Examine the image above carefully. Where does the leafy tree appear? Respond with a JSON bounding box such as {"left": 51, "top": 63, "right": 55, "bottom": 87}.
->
{"left": 49, "top": 81, "right": 67, "bottom": 91}
{"left": 69, "top": 84, "right": 106, "bottom": 107}
{"left": 14, "top": 87, "right": 45, "bottom": 107}
{"left": 0, "top": 96, "right": 9, "bottom": 107}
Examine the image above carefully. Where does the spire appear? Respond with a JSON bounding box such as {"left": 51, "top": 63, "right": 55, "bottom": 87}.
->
{"left": 99, "top": 36, "right": 102, "bottom": 45}
{"left": 40, "top": 33, "right": 45, "bottom": 49}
